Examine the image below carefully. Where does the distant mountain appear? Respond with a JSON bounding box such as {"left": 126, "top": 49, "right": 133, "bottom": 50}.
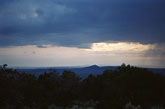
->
{"left": 149, "top": 68, "right": 165, "bottom": 75}
{"left": 16, "top": 65, "right": 117, "bottom": 78}
{"left": 16, "top": 65, "right": 165, "bottom": 78}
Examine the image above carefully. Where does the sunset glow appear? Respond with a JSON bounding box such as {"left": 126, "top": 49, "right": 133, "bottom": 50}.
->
{"left": 0, "top": 42, "right": 164, "bottom": 68}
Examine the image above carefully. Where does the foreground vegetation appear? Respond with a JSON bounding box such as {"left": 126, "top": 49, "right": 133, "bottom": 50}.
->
{"left": 0, "top": 64, "right": 165, "bottom": 109}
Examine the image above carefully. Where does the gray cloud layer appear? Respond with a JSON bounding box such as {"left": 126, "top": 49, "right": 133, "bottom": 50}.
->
{"left": 0, "top": 0, "right": 165, "bottom": 47}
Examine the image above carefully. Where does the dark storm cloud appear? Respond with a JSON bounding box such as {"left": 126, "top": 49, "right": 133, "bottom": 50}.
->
{"left": 0, "top": 0, "right": 165, "bottom": 47}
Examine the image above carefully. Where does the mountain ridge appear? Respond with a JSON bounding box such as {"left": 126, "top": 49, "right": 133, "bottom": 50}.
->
{"left": 16, "top": 65, "right": 165, "bottom": 78}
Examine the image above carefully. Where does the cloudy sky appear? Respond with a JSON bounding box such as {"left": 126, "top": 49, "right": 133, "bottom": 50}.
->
{"left": 0, "top": 0, "right": 165, "bottom": 68}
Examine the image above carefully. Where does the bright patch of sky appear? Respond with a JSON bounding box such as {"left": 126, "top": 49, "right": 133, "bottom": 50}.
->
{"left": 0, "top": 42, "right": 164, "bottom": 68}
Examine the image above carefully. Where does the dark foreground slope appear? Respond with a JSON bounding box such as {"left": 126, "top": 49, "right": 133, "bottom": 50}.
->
{"left": 0, "top": 64, "right": 165, "bottom": 109}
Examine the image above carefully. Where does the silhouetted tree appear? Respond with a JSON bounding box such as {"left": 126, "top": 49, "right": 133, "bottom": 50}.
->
{"left": 0, "top": 64, "right": 165, "bottom": 108}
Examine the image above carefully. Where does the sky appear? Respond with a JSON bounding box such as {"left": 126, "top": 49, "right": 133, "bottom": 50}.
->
{"left": 0, "top": 0, "right": 165, "bottom": 68}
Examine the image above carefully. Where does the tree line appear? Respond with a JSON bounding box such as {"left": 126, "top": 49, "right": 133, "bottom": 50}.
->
{"left": 0, "top": 64, "right": 165, "bottom": 109}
